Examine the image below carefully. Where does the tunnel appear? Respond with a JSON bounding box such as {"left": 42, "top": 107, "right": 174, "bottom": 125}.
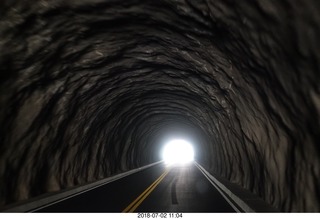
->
{"left": 0, "top": 0, "right": 319, "bottom": 212}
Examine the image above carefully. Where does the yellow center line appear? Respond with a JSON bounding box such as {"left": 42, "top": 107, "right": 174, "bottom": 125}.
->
{"left": 122, "top": 168, "right": 170, "bottom": 213}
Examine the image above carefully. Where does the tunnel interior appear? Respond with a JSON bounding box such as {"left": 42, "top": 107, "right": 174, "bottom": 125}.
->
{"left": 0, "top": 0, "right": 320, "bottom": 212}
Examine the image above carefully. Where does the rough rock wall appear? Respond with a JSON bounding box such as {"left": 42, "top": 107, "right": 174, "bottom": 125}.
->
{"left": 0, "top": 0, "right": 319, "bottom": 212}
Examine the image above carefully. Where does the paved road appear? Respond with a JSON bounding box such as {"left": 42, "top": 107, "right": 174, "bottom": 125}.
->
{"left": 36, "top": 162, "right": 236, "bottom": 212}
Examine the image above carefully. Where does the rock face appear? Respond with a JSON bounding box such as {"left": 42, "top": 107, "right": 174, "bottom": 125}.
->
{"left": 0, "top": 0, "right": 319, "bottom": 212}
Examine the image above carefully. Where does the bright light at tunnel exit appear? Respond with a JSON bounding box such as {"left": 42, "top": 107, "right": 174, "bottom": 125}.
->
{"left": 162, "top": 139, "right": 194, "bottom": 165}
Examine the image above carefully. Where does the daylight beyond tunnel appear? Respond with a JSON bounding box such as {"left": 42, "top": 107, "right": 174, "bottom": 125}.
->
{"left": 0, "top": 0, "right": 319, "bottom": 212}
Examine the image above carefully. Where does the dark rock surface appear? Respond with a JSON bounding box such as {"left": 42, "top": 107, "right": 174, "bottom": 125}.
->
{"left": 0, "top": 0, "right": 319, "bottom": 212}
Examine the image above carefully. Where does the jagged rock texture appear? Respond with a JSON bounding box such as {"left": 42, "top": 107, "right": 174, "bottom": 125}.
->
{"left": 0, "top": 0, "right": 319, "bottom": 212}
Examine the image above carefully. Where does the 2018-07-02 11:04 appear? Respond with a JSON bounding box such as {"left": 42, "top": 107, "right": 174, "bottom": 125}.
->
{"left": 137, "top": 213, "right": 183, "bottom": 218}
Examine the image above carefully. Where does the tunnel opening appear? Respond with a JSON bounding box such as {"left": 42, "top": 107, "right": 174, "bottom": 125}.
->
{"left": 161, "top": 139, "right": 194, "bottom": 165}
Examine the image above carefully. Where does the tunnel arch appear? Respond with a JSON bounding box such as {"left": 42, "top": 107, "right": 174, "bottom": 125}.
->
{"left": 0, "top": 0, "right": 319, "bottom": 212}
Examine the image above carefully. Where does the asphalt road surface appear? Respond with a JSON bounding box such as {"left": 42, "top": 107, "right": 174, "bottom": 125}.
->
{"left": 36, "top": 162, "right": 236, "bottom": 212}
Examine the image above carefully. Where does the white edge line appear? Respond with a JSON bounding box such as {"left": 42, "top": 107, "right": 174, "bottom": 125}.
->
{"left": 194, "top": 161, "right": 255, "bottom": 213}
{"left": 194, "top": 162, "right": 241, "bottom": 213}
{"left": 3, "top": 161, "right": 163, "bottom": 212}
